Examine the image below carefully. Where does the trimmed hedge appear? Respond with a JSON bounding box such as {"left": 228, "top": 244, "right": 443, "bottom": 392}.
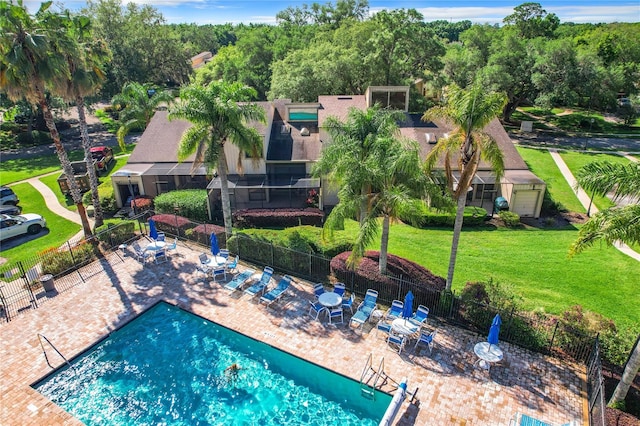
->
{"left": 149, "top": 214, "right": 195, "bottom": 235}
{"left": 189, "top": 223, "right": 226, "bottom": 247}
{"left": 154, "top": 190, "right": 209, "bottom": 222}
{"left": 414, "top": 206, "right": 488, "bottom": 228}
{"left": 233, "top": 208, "right": 324, "bottom": 228}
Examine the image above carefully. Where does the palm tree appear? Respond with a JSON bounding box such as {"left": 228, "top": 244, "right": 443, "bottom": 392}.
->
{"left": 111, "top": 81, "right": 174, "bottom": 151}
{"left": 0, "top": 0, "right": 93, "bottom": 236}
{"left": 570, "top": 161, "right": 640, "bottom": 254}
{"left": 422, "top": 83, "right": 507, "bottom": 290}
{"left": 325, "top": 136, "right": 440, "bottom": 273}
{"left": 59, "top": 12, "right": 112, "bottom": 228}
{"left": 313, "top": 105, "right": 406, "bottom": 225}
{"left": 168, "top": 81, "right": 266, "bottom": 236}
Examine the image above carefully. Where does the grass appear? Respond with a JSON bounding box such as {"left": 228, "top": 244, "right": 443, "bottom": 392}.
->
{"left": 244, "top": 219, "right": 640, "bottom": 329}
{"left": 0, "top": 144, "right": 135, "bottom": 186}
{"left": 37, "top": 155, "right": 131, "bottom": 213}
{"left": 0, "top": 182, "right": 81, "bottom": 268}
{"left": 516, "top": 147, "right": 585, "bottom": 213}
{"left": 559, "top": 151, "right": 632, "bottom": 210}
{"left": 517, "top": 107, "right": 640, "bottom": 135}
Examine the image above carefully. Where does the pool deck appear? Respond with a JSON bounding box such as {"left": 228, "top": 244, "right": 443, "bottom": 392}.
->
{"left": 0, "top": 243, "right": 587, "bottom": 425}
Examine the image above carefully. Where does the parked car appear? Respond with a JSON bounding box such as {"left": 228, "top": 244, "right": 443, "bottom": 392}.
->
{"left": 0, "top": 213, "right": 47, "bottom": 242}
{"left": 0, "top": 186, "right": 19, "bottom": 206}
{"left": 0, "top": 204, "right": 22, "bottom": 215}
{"left": 90, "top": 146, "right": 114, "bottom": 174}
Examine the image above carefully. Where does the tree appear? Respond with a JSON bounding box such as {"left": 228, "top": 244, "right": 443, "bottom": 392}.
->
{"left": 609, "top": 334, "right": 640, "bottom": 407}
{"left": 503, "top": 2, "right": 559, "bottom": 39}
{"left": 423, "top": 83, "right": 507, "bottom": 290}
{"left": 59, "top": 12, "right": 112, "bottom": 228}
{"left": 168, "top": 81, "right": 265, "bottom": 237}
{"left": 313, "top": 105, "right": 406, "bottom": 225}
{"left": 111, "top": 81, "right": 174, "bottom": 150}
{"left": 0, "top": 0, "right": 93, "bottom": 237}
{"left": 570, "top": 162, "right": 640, "bottom": 255}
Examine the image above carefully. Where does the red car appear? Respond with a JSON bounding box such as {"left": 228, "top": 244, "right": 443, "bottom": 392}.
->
{"left": 90, "top": 146, "right": 114, "bottom": 174}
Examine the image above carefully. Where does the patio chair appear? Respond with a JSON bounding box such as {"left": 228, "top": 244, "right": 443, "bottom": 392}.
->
{"left": 376, "top": 320, "right": 392, "bottom": 337}
{"left": 341, "top": 294, "right": 356, "bottom": 314}
{"left": 219, "top": 249, "right": 230, "bottom": 260}
{"left": 328, "top": 307, "right": 344, "bottom": 325}
{"left": 225, "top": 255, "right": 239, "bottom": 274}
{"left": 349, "top": 289, "right": 378, "bottom": 329}
{"left": 211, "top": 266, "right": 227, "bottom": 282}
{"left": 224, "top": 269, "right": 256, "bottom": 292}
{"left": 414, "top": 329, "right": 437, "bottom": 354}
{"left": 313, "top": 283, "right": 325, "bottom": 299}
{"left": 260, "top": 275, "right": 292, "bottom": 306}
{"left": 132, "top": 242, "right": 153, "bottom": 263}
{"left": 308, "top": 301, "right": 327, "bottom": 321}
{"left": 409, "top": 305, "right": 429, "bottom": 328}
{"left": 244, "top": 266, "right": 274, "bottom": 297}
{"left": 333, "top": 283, "right": 345, "bottom": 297}
{"left": 154, "top": 248, "right": 168, "bottom": 264}
{"left": 385, "top": 300, "right": 404, "bottom": 320}
{"left": 165, "top": 238, "right": 178, "bottom": 256}
{"left": 387, "top": 332, "right": 406, "bottom": 354}
{"left": 156, "top": 232, "right": 165, "bottom": 242}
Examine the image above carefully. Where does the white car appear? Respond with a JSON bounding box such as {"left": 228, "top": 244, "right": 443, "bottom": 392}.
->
{"left": 0, "top": 213, "right": 47, "bottom": 242}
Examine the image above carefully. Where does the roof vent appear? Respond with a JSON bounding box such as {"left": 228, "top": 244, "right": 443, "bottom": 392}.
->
{"left": 300, "top": 127, "right": 310, "bottom": 136}
{"left": 426, "top": 133, "right": 437, "bottom": 144}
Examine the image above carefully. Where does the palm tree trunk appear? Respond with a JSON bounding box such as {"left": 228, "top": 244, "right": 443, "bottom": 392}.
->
{"left": 379, "top": 214, "right": 390, "bottom": 274}
{"left": 38, "top": 92, "right": 93, "bottom": 237}
{"left": 446, "top": 193, "right": 467, "bottom": 290}
{"left": 218, "top": 149, "right": 233, "bottom": 237}
{"left": 609, "top": 334, "right": 640, "bottom": 406}
{"left": 76, "top": 96, "right": 104, "bottom": 228}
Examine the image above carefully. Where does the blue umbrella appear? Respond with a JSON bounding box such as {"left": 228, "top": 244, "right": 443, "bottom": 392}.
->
{"left": 149, "top": 219, "right": 158, "bottom": 240}
{"left": 402, "top": 291, "right": 414, "bottom": 319}
{"left": 210, "top": 233, "right": 220, "bottom": 256}
{"left": 487, "top": 314, "right": 502, "bottom": 346}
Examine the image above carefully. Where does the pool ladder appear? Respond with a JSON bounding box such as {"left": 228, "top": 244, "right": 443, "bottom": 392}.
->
{"left": 37, "top": 334, "right": 73, "bottom": 371}
{"left": 359, "top": 354, "right": 390, "bottom": 400}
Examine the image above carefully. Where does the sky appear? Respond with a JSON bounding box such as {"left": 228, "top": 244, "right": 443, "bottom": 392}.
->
{"left": 26, "top": 0, "right": 640, "bottom": 25}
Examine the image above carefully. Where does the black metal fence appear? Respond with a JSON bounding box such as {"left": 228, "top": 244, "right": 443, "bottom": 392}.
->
{"left": 586, "top": 338, "right": 606, "bottom": 426}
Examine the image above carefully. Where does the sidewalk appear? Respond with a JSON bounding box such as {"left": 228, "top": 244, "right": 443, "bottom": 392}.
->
{"left": 548, "top": 149, "right": 640, "bottom": 261}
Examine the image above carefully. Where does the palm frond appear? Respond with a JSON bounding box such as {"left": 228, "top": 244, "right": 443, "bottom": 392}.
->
{"left": 570, "top": 204, "right": 640, "bottom": 255}
{"left": 576, "top": 162, "right": 640, "bottom": 200}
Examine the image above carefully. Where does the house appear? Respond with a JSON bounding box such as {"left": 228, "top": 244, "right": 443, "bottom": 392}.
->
{"left": 114, "top": 86, "right": 545, "bottom": 219}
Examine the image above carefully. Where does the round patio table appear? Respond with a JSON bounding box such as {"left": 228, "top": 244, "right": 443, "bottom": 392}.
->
{"left": 318, "top": 292, "right": 342, "bottom": 309}
{"left": 391, "top": 318, "right": 419, "bottom": 336}
{"left": 474, "top": 342, "right": 503, "bottom": 371}
{"left": 144, "top": 241, "right": 166, "bottom": 252}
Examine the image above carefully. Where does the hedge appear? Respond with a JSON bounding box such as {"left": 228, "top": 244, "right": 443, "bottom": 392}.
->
{"left": 82, "top": 181, "right": 117, "bottom": 213}
{"left": 414, "top": 206, "right": 488, "bottom": 228}
{"left": 149, "top": 214, "right": 195, "bottom": 235}
{"left": 154, "top": 190, "right": 209, "bottom": 222}
{"left": 189, "top": 223, "right": 226, "bottom": 247}
{"left": 233, "top": 208, "right": 324, "bottom": 228}
{"left": 94, "top": 221, "right": 136, "bottom": 247}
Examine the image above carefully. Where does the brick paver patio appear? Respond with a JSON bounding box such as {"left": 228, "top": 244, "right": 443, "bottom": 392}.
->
{"left": 0, "top": 241, "right": 587, "bottom": 425}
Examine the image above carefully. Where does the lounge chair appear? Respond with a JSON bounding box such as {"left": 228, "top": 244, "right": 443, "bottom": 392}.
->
{"left": 510, "top": 413, "right": 577, "bottom": 426}
{"left": 385, "top": 300, "right": 404, "bottom": 320}
{"left": 414, "top": 329, "right": 437, "bottom": 354}
{"left": 333, "top": 283, "right": 345, "bottom": 297}
{"left": 224, "top": 269, "right": 256, "bottom": 292}
{"left": 260, "top": 275, "right": 292, "bottom": 306}
{"left": 349, "top": 289, "right": 378, "bottom": 329}
{"left": 409, "top": 305, "right": 429, "bottom": 328}
{"left": 244, "top": 266, "right": 274, "bottom": 297}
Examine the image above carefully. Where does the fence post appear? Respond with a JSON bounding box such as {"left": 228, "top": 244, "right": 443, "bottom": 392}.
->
{"left": 504, "top": 307, "right": 515, "bottom": 339}
{"left": 548, "top": 321, "right": 559, "bottom": 353}
{"left": 67, "top": 240, "right": 77, "bottom": 266}
{"left": 17, "top": 261, "right": 38, "bottom": 309}
{"left": 447, "top": 289, "right": 455, "bottom": 319}
{"left": 271, "top": 242, "right": 274, "bottom": 267}
{"left": 308, "top": 252, "right": 312, "bottom": 277}
{"left": 0, "top": 285, "right": 11, "bottom": 322}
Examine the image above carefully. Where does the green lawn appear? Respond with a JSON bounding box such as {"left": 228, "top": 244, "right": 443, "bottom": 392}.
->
{"left": 244, "top": 220, "right": 640, "bottom": 329}
{"left": 0, "top": 145, "right": 134, "bottom": 185}
{"left": 0, "top": 182, "right": 81, "bottom": 267}
{"left": 559, "top": 151, "right": 631, "bottom": 210}
{"left": 516, "top": 147, "right": 585, "bottom": 213}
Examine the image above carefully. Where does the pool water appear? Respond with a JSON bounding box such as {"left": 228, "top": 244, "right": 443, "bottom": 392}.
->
{"left": 34, "top": 302, "right": 391, "bottom": 425}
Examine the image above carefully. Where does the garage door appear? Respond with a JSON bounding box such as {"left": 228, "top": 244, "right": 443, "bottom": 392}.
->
{"left": 511, "top": 191, "right": 540, "bottom": 217}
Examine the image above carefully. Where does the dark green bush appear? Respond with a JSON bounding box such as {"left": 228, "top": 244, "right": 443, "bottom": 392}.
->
{"left": 499, "top": 211, "right": 520, "bottom": 227}
{"left": 189, "top": 223, "right": 226, "bottom": 247}
{"left": 95, "top": 222, "right": 136, "bottom": 247}
{"left": 39, "top": 242, "right": 97, "bottom": 276}
{"left": 82, "top": 182, "right": 117, "bottom": 213}
{"left": 413, "top": 206, "right": 488, "bottom": 228}
{"left": 233, "top": 208, "right": 324, "bottom": 228}
{"left": 154, "top": 190, "right": 209, "bottom": 222}
{"left": 15, "top": 130, "right": 52, "bottom": 147}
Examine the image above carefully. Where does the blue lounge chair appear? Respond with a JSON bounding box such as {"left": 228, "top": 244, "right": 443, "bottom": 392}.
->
{"left": 244, "top": 266, "right": 274, "bottom": 297}
{"left": 349, "top": 289, "right": 378, "bottom": 329}
{"left": 385, "top": 300, "right": 404, "bottom": 320}
{"left": 224, "top": 269, "right": 256, "bottom": 292}
{"left": 260, "top": 275, "right": 292, "bottom": 306}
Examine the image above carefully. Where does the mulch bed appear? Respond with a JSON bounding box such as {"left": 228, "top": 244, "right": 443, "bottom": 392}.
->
{"left": 603, "top": 367, "right": 640, "bottom": 426}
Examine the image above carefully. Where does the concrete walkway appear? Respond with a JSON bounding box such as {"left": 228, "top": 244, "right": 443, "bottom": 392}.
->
{"left": 548, "top": 149, "right": 640, "bottom": 261}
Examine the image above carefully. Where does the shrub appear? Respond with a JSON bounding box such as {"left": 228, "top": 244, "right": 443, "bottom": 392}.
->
{"left": 233, "top": 208, "right": 324, "bottom": 228}
{"left": 499, "top": 211, "right": 520, "bottom": 227}
{"left": 190, "top": 223, "right": 226, "bottom": 247}
{"left": 154, "top": 190, "right": 209, "bottom": 223}
{"left": 413, "top": 206, "right": 488, "bottom": 228}
{"left": 82, "top": 182, "right": 117, "bottom": 213}
{"left": 330, "top": 251, "right": 445, "bottom": 303}
{"left": 39, "top": 242, "right": 97, "bottom": 276}
{"left": 149, "top": 214, "right": 195, "bottom": 235}
{"left": 94, "top": 221, "right": 136, "bottom": 247}
{"left": 15, "top": 130, "right": 52, "bottom": 147}
{"left": 131, "top": 196, "right": 153, "bottom": 212}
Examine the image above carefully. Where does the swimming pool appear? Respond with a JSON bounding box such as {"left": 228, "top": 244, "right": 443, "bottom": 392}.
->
{"left": 34, "top": 302, "right": 391, "bottom": 425}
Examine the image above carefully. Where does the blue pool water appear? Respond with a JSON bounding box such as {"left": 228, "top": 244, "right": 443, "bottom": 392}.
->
{"left": 34, "top": 302, "right": 391, "bottom": 425}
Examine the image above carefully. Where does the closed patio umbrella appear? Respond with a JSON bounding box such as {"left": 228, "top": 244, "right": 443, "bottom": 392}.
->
{"left": 149, "top": 219, "right": 158, "bottom": 240}
{"left": 402, "top": 291, "right": 414, "bottom": 319}
{"left": 487, "top": 314, "right": 502, "bottom": 346}
{"left": 210, "top": 233, "right": 220, "bottom": 256}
